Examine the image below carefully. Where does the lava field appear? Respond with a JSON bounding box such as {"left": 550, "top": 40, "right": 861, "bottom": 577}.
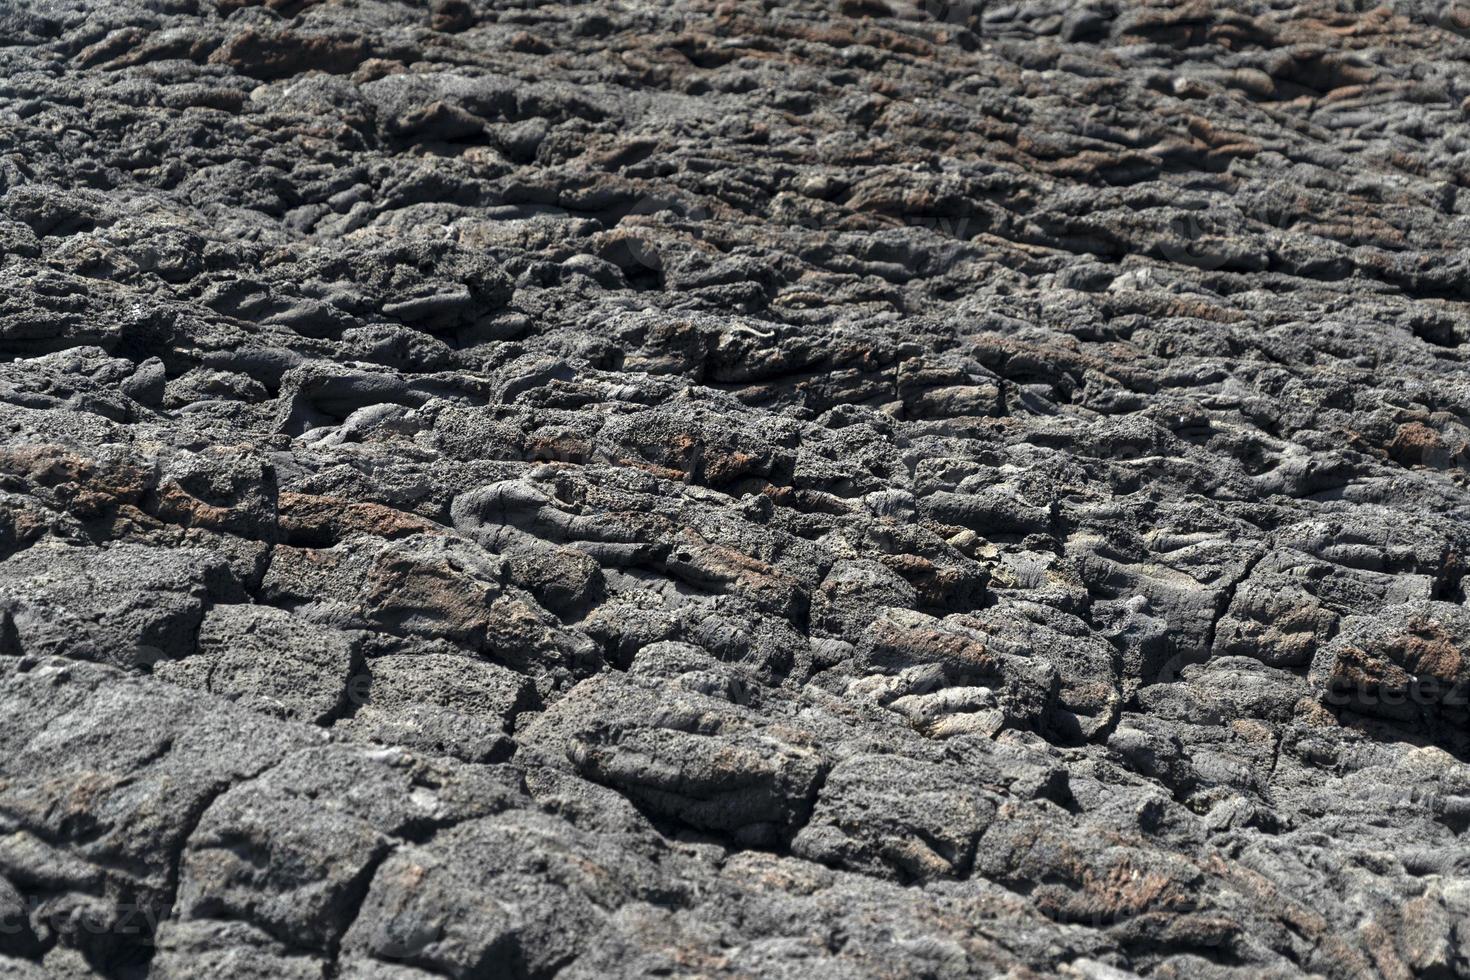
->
{"left": 2, "top": 1, "right": 1470, "bottom": 977}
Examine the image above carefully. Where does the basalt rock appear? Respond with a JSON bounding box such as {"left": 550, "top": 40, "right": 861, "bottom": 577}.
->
{"left": 3, "top": 0, "right": 1470, "bottom": 977}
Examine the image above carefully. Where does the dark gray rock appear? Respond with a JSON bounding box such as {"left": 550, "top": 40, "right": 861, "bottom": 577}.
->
{"left": 154, "top": 604, "right": 357, "bottom": 724}
{"left": 521, "top": 670, "right": 829, "bottom": 846}
{"left": 339, "top": 810, "right": 677, "bottom": 978}
{"left": 3, "top": 0, "right": 1470, "bottom": 975}
{"left": 0, "top": 543, "right": 229, "bottom": 668}
{"left": 334, "top": 651, "right": 536, "bottom": 763}
{"left": 791, "top": 753, "right": 997, "bottom": 881}
{"left": 0, "top": 658, "right": 312, "bottom": 967}
{"left": 173, "top": 745, "right": 527, "bottom": 954}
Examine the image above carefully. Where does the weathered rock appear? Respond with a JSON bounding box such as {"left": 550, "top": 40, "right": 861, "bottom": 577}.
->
{"left": 0, "top": 542, "right": 229, "bottom": 668}
{"left": 791, "top": 753, "right": 997, "bottom": 881}
{"left": 4, "top": 0, "right": 1470, "bottom": 974}
{"left": 339, "top": 810, "right": 678, "bottom": 978}
{"left": 0, "top": 658, "right": 312, "bottom": 967}
{"left": 521, "top": 670, "right": 829, "bottom": 846}
{"left": 154, "top": 604, "right": 358, "bottom": 723}
{"left": 173, "top": 746, "right": 527, "bottom": 954}
{"left": 335, "top": 651, "right": 536, "bottom": 763}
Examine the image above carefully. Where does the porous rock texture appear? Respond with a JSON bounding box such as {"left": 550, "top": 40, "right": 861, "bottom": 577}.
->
{"left": 2, "top": 0, "right": 1470, "bottom": 976}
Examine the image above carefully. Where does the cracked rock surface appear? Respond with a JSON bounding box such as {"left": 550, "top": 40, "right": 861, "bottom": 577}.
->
{"left": 3, "top": 0, "right": 1470, "bottom": 976}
